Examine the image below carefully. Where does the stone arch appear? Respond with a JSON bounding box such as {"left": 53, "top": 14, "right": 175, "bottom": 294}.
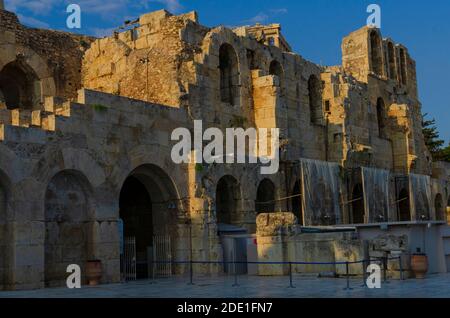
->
{"left": 434, "top": 193, "right": 445, "bottom": 221}
{"left": 216, "top": 175, "right": 242, "bottom": 226}
{"left": 351, "top": 184, "right": 365, "bottom": 224}
{"left": 0, "top": 59, "right": 40, "bottom": 110}
{"left": 255, "top": 178, "right": 275, "bottom": 214}
{"left": 119, "top": 164, "right": 181, "bottom": 279}
{"left": 308, "top": 74, "right": 322, "bottom": 124}
{"left": 44, "top": 170, "right": 93, "bottom": 287}
{"left": 398, "top": 188, "right": 411, "bottom": 221}
{"left": 370, "top": 30, "right": 383, "bottom": 76}
{"left": 387, "top": 42, "right": 397, "bottom": 80}
{"left": 376, "top": 97, "right": 386, "bottom": 138}
{"left": 269, "top": 60, "right": 285, "bottom": 97}
{"left": 291, "top": 180, "right": 303, "bottom": 225}
{"left": 219, "top": 43, "right": 240, "bottom": 106}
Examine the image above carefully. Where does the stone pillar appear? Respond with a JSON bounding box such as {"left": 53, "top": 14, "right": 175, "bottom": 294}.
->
{"left": 256, "top": 212, "right": 296, "bottom": 275}
{"left": 0, "top": 1, "right": 4, "bottom": 11}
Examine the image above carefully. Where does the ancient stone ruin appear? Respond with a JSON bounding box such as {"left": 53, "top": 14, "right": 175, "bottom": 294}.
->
{"left": 0, "top": 8, "right": 449, "bottom": 290}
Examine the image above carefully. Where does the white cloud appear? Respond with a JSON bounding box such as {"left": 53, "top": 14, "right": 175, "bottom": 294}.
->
{"left": 5, "top": 0, "right": 183, "bottom": 17}
{"left": 6, "top": 0, "right": 57, "bottom": 15}
{"left": 17, "top": 13, "right": 50, "bottom": 28}
{"left": 244, "top": 8, "right": 288, "bottom": 25}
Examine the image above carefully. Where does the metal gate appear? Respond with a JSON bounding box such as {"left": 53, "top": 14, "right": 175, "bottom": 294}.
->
{"left": 122, "top": 235, "right": 172, "bottom": 281}
{"left": 153, "top": 235, "right": 172, "bottom": 278}
{"left": 123, "top": 237, "right": 137, "bottom": 281}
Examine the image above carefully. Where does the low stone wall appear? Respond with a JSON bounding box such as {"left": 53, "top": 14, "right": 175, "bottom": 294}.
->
{"left": 255, "top": 213, "right": 449, "bottom": 278}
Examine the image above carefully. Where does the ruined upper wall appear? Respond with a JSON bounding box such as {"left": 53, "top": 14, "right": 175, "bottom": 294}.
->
{"left": 342, "top": 26, "right": 418, "bottom": 99}
{"left": 0, "top": 10, "right": 93, "bottom": 109}
{"left": 82, "top": 10, "right": 207, "bottom": 107}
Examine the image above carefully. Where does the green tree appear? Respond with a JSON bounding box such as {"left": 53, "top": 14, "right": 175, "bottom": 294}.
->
{"left": 437, "top": 142, "right": 450, "bottom": 162}
{"left": 422, "top": 113, "right": 449, "bottom": 162}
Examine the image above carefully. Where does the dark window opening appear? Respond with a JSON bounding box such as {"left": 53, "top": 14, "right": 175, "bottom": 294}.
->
{"left": 219, "top": 44, "right": 240, "bottom": 105}
{"left": 308, "top": 75, "right": 323, "bottom": 124}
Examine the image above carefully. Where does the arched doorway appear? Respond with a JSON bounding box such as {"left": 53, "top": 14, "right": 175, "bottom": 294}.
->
{"left": 0, "top": 60, "right": 40, "bottom": 110}
{"left": 351, "top": 184, "right": 365, "bottom": 224}
{"left": 44, "top": 170, "right": 91, "bottom": 287}
{"left": 255, "top": 179, "right": 275, "bottom": 214}
{"left": 119, "top": 164, "right": 180, "bottom": 279}
{"left": 216, "top": 175, "right": 241, "bottom": 226}
{"left": 398, "top": 188, "right": 411, "bottom": 221}
{"left": 435, "top": 194, "right": 444, "bottom": 221}
{"left": 291, "top": 180, "right": 303, "bottom": 225}
{"left": 219, "top": 43, "right": 239, "bottom": 106}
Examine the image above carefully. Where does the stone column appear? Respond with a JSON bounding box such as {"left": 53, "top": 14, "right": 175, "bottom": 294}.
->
{"left": 0, "top": 1, "right": 4, "bottom": 11}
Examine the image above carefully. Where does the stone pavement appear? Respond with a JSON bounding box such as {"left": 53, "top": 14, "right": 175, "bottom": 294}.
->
{"left": 1, "top": 274, "right": 449, "bottom": 298}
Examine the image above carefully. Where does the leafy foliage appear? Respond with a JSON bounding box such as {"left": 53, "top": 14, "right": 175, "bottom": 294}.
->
{"left": 422, "top": 113, "right": 449, "bottom": 162}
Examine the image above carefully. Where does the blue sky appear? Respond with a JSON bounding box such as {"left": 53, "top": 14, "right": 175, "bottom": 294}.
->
{"left": 5, "top": 0, "right": 450, "bottom": 143}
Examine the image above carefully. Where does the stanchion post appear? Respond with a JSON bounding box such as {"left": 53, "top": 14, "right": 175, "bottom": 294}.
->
{"left": 343, "top": 261, "right": 353, "bottom": 290}
{"left": 232, "top": 239, "right": 239, "bottom": 287}
{"left": 399, "top": 256, "right": 404, "bottom": 281}
{"left": 288, "top": 262, "right": 295, "bottom": 288}
{"left": 383, "top": 256, "right": 389, "bottom": 284}
{"left": 361, "top": 260, "right": 367, "bottom": 287}
{"left": 187, "top": 222, "right": 194, "bottom": 285}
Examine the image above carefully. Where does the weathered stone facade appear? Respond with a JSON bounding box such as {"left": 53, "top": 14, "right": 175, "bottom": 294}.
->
{"left": 0, "top": 8, "right": 449, "bottom": 290}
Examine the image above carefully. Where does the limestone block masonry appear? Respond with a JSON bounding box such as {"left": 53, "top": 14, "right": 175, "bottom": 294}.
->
{"left": 0, "top": 8, "right": 448, "bottom": 290}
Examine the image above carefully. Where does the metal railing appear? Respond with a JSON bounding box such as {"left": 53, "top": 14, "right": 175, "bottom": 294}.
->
{"left": 141, "top": 256, "right": 404, "bottom": 290}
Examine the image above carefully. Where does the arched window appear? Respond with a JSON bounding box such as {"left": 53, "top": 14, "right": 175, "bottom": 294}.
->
{"left": 255, "top": 179, "right": 275, "bottom": 214}
{"left": 387, "top": 42, "right": 396, "bottom": 80}
{"left": 351, "top": 184, "right": 365, "bottom": 224}
{"left": 219, "top": 44, "right": 239, "bottom": 106}
{"left": 376, "top": 97, "right": 386, "bottom": 138}
{"left": 308, "top": 75, "right": 322, "bottom": 124}
{"left": 370, "top": 31, "right": 383, "bottom": 76}
{"left": 398, "top": 188, "right": 411, "bottom": 221}
{"left": 216, "top": 175, "right": 241, "bottom": 225}
{"left": 398, "top": 48, "right": 407, "bottom": 86}
{"left": 0, "top": 60, "right": 40, "bottom": 110}
{"left": 435, "top": 194, "right": 444, "bottom": 221}
{"left": 269, "top": 60, "right": 284, "bottom": 97}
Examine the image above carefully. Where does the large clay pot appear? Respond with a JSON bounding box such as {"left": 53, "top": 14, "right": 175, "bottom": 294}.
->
{"left": 411, "top": 254, "right": 428, "bottom": 279}
{"left": 86, "top": 260, "right": 102, "bottom": 286}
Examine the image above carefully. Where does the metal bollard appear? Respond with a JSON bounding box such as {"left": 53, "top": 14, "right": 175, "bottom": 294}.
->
{"left": 187, "top": 259, "right": 194, "bottom": 285}
{"left": 399, "top": 256, "right": 404, "bottom": 281}
{"left": 361, "top": 260, "right": 367, "bottom": 287}
{"left": 343, "top": 261, "right": 353, "bottom": 290}
{"left": 232, "top": 261, "right": 239, "bottom": 287}
{"left": 288, "top": 262, "right": 295, "bottom": 288}
{"left": 383, "top": 257, "right": 389, "bottom": 284}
